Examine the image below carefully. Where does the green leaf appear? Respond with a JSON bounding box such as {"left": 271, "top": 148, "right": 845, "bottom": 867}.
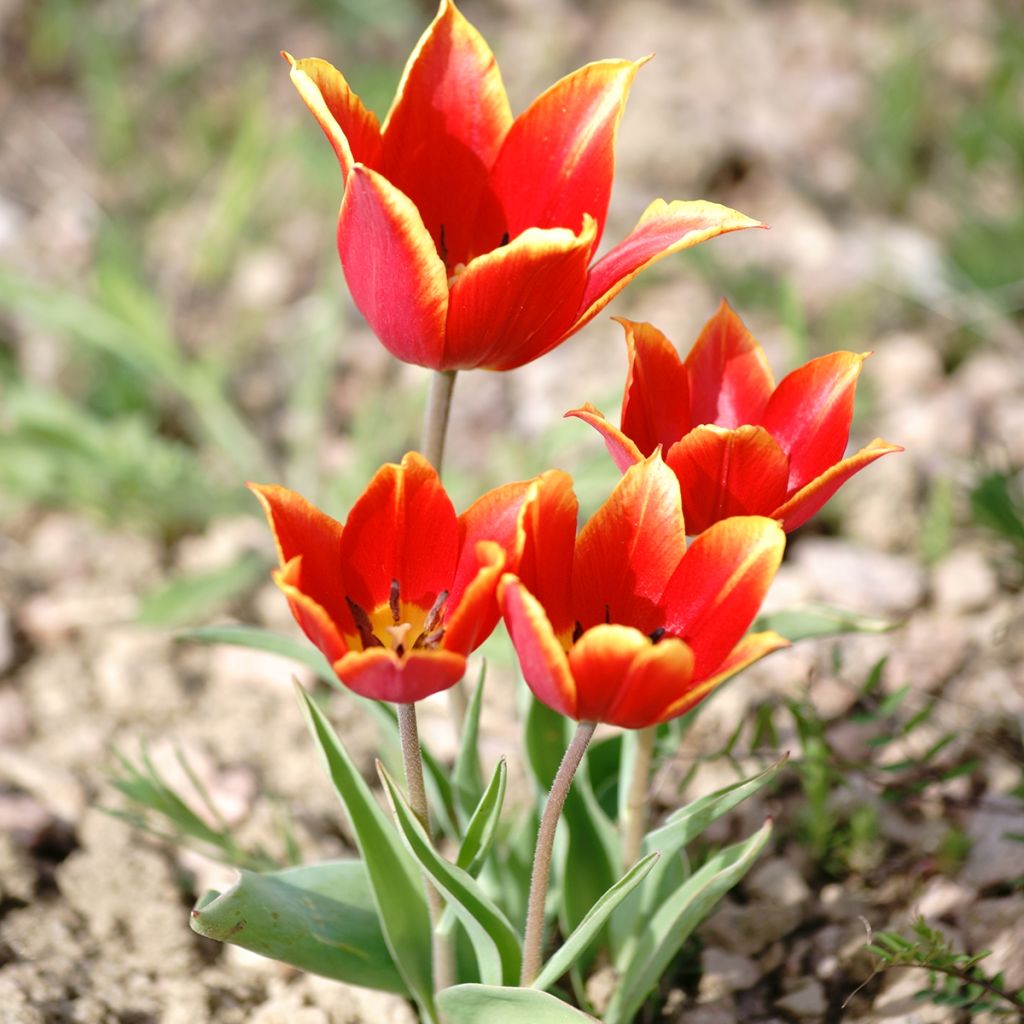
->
{"left": 452, "top": 664, "right": 487, "bottom": 820}
{"left": 456, "top": 758, "right": 508, "bottom": 877}
{"left": 378, "top": 763, "right": 521, "bottom": 987}
{"left": 189, "top": 860, "right": 406, "bottom": 992}
{"left": 532, "top": 852, "right": 659, "bottom": 993}
{"left": 753, "top": 603, "right": 895, "bottom": 641}
{"left": 438, "top": 985, "right": 598, "bottom": 1023}
{"left": 296, "top": 688, "right": 435, "bottom": 1022}
{"left": 607, "top": 819, "right": 774, "bottom": 1024}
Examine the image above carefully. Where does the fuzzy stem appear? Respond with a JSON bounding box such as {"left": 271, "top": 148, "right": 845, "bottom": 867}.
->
{"left": 622, "top": 725, "right": 657, "bottom": 869}
{"left": 520, "top": 720, "right": 598, "bottom": 986}
{"left": 421, "top": 369, "right": 457, "bottom": 471}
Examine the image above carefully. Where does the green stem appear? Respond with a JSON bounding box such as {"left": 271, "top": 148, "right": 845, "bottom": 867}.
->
{"left": 520, "top": 720, "right": 597, "bottom": 986}
{"left": 421, "top": 369, "right": 457, "bottom": 471}
{"left": 622, "top": 725, "right": 656, "bottom": 869}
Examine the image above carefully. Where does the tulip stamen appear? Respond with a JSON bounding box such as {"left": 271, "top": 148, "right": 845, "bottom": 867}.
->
{"left": 346, "top": 597, "right": 384, "bottom": 650}
{"left": 499, "top": 231, "right": 510, "bottom": 247}
{"left": 649, "top": 627, "right": 666, "bottom": 644}
{"left": 390, "top": 578, "right": 402, "bottom": 624}
{"left": 422, "top": 589, "right": 449, "bottom": 635}
{"left": 572, "top": 620, "right": 584, "bottom": 643}
{"left": 438, "top": 224, "right": 448, "bottom": 265}
{"left": 604, "top": 603, "right": 611, "bottom": 624}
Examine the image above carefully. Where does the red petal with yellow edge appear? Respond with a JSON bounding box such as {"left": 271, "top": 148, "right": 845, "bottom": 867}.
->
{"left": 664, "top": 425, "right": 790, "bottom": 535}
{"left": 340, "top": 453, "right": 459, "bottom": 615}
{"left": 567, "top": 624, "right": 651, "bottom": 724}
{"left": 684, "top": 300, "right": 775, "bottom": 428}
{"left": 772, "top": 438, "right": 903, "bottom": 531}
{"left": 500, "top": 575, "right": 577, "bottom": 719}
{"left": 564, "top": 403, "right": 644, "bottom": 473}
{"left": 334, "top": 647, "right": 467, "bottom": 703}
{"left": 602, "top": 637, "right": 696, "bottom": 729}
{"left": 272, "top": 560, "right": 350, "bottom": 665}
{"left": 338, "top": 166, "right": 449, "bottom": 369}
{"left": 492, "top": 59, "right": 643, "bottom": 245}
{"left": 660, "top": 516, "right": 785, "bottom": 678}
{"left": 444, "top": 220, "right": 594, "bottom": 370}
{"left": 618, "top": 319, "right": 691, "bottom": 456}
{"left": 443, "top": 540, "right": 506, "bottom": 656}
{"left": 656, "top": 631, "right": 788, "bottom": 724}
{"left": 759, "top": 351, "right": 867, "bottom": 492}
{"left": 570, "top": 200, "right": 763, "bottom": 336}
{"left": 573, "top": 455, "right": 685, "bottom": 636}
{"left": 379, "top": 0, "right": 512, "bottom": 268}
{"left": 285, "top": 54, "right": 382, "bottom": 180}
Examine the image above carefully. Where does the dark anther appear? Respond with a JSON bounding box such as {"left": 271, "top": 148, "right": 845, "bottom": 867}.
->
{"left": 649, "top": 627, "right": 666, "bottom": 644}
{"left": 604, "top": 603, "right": 611, "bottom": 624}
{"left": 499, "top": 231, "right": 510, "bottom": 247}
{"left": 573, "top": 620, "right": 584, "bottom": 643}
{"left": 422, "top": 589, "right": 449, "bottom": 635}
{"left": 439, "top": 224, "right": 448, "bottom": 264}
{"left": 346, "top": 596, "right": 383, "bottom": 649}
{"left": 389, "top": 578, "right": 401, "bottom": 624}
{"left": 419, "top": 625, "right": 445, "bottom": 649}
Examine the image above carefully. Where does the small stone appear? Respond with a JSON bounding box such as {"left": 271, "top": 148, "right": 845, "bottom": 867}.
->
{"left": 699, "top": 948, "right": 760, "bottom": 999}
{"left": 0, "top": 687, "right": 31, "bottom": 743}
{"left": 932, "top": 548, "right": 998, "bottom": 615}
{"left": 961, "top": 806, "right": 1024, "bottom": 889}
{"left": 915, "top": 877, "right": 974, "bottom": 921}
{"left": 776, "top": 978, "right": 826, "bottom": 1018}
{"left": 746, "top": 857, "right": 811, "bottom": 908}
{"left": 874, "top": 969, "right": 951, "bottom": 1022}
{"left": 0, "top": 830, "right": 36, "bottom": 903}
{"left": 702, "top": 899, "right": 804, "bottom": 956}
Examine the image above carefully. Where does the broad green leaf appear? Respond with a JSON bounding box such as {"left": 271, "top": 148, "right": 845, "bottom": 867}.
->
{"left": 378, "top": 764, "right": 521, "bottom": 987}
{"left": 297, "top": 688, "right": 436, "bottom": 1022}
{"left": 456, "top": 758, "right": 507, "bottom": 876}
{"left": 438, "top": 985, "right": 598, "bottom": 1023}
{"left": 753, "top": 603, "right": 894, "bottom": 641}
{"left": 531, "top": 852, "right": 659, "bottom": 993}
{"left": 607, "top": 819, "right": 773, "bottom": 1024}
{"left": 452, "top": 664, "right": 487, "bottom": 820}
{"left": 189, "top": 859, "right": 405, "bottom": 992}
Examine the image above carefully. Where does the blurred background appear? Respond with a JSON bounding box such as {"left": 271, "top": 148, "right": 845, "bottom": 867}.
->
{"left": 1, "top": 0, "right": 1022, "bottom": 1021}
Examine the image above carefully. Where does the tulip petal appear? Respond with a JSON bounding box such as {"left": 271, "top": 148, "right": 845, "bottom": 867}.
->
{"left": 759, "top": 351, "right": 868, "bottom": 492}
{"left": 684, "top": 300, "right": 775, "bottom": 427}
{"left": 442, "top": 540, "right": 506, "bottom": 656}
{"left": 617, "top": 318, "right": 691, "bottom": 455}
{"left": 573, "top": 456, "right": 685, "bottom": 635}
{"left": 664, "top": 425, "right": 790, "bottom": 535}
{"left": 340, "top": 453, "right": 459, "bottom": 615}
{"left": 602, "top": 637, "right": 696, "bottom": 729}
{"left": 568, "top": 624, "right": 654, "bottom": 724}
{"left": 660, "top": 516, "right": 785, "bottom": 678}
{"left": 500, "top": 575, "right": 577, "bottom": 719}
{"left": 334, "top": 647, "right": 467, "bottom": 703}
{"left": 338, "top": 166, "right": 449, "bottom": 368}
{"left": 272, "top": 559, "right": 350, "bottom": 665}
{"left": 492, "top": 58, "right": 643, "bottom": 246}
{"left": 771, "top": 437, "right": 903, "bottom": 531}
{"left": 379, "top": 0, "right": 512, "bottom": 267}
{"left": 444, "top": 220, "right": 594, "bottom": 370}
{"left": 564, "top": 402, "right": 645, "bottom": 473}
{"left": 285, "top": 54, "right": 382, "bottom": 180}
{"left": 656, "top": 631, "right": 789, "bottom": 723}
{"left": 570, "top": 199, "right": 763, "bottom": 335}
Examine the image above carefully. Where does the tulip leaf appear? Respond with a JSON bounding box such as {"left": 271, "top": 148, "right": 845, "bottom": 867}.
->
{"left": 531, "top": 851, "right": 659, "bottom": 994}
{"left": 378, "top": 763, "right": 522, "bottom": 987}
{"left": 438, "top": 984, "right": 598, "bottom": 1023}
{"left": 189, "top": 859, "right": 406, "bottom": 992}
{"left": 296, "top": 687, "right": 436, "bottom": 1022}
{"left": 607, "top": 819, "right": 774, "bottom": 1024}
{"left": 452, "top": 663, "right": 487, "bottom": 821}
{"left": 456, "top": 757, "right": 507, "bottom": 876}
{"left": 753, "top": 603, "right": 895, "bottom": 642}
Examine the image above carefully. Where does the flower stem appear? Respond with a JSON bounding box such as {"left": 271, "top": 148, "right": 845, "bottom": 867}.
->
{"left": 397, "top": 701, "right": 454, "bottom": 992}
{"left": 421, "top": 369, "right": 457, "bottom": 471}
{"left": 622, "top": 725, "right": 656, "bottom": 869}
{"left": 520, "top": 720, "right": 597, "bottom": 986}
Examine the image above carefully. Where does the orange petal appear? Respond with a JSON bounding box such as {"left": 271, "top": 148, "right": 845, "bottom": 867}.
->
{"left": 570, "top": 199, "right": 763, "bottom": 335}
{"left": 492, "top": 58, "right": 644, "bottom": 245}
{"left": 617, "top": 318, "right": 691, "bottom": 456}
{"left": 656, "top": 631, "right": 789, "bottom": 723}
{"left": 337, "top": 165, "right": 449, "bottom": 368}
{"left": 500, "top": 575, "right": 577, "bottom": 719}
{"left": 567, "top": 624, "right": 651, "bottom": 724}
{"left": 444, "top": 219, "right": 595, "bottom": 370}
{"left": 573, "top": 455, "right": 685, "bottom": 636}
{"left": 759, "top": 351, "right": 868, "bottom": 492}
{"left": 340, "top": 452, "right": 459, "bottom": 615}
{"left": 334, "top": 647, "right": 467, "bottom": 703}
{"left": 564, "top": 402, "right": 644, "bottom": 473}
{"left": 285, "top": 53, "right": 383, "bottom": 180}
{"left": 379, "top": 0, "right": 512, "bottom": 267}
{"left": 602, "top": 637, "right": 696, "bottom": 729}
{"left": 664, "top": 425, "right": 790, "bottom": 534}
{"left": 684, "top": 300, "right": 775, "bottom": 428}
{"left": 442, "top": 539, "right": 506, "bottom": 656}
{"left": 772, "top": 438, "right": 903, "bottom": 531}
{"left": 272, "top": 559, "right": 350, "bottom": 666}
{"left": 661, "top": 516, "right": 785, "bottom": 678}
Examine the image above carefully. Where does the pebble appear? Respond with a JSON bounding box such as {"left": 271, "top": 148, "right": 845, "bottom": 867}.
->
{"left": 745, "top": 857, "right": 811, "bottom": 908}
{"left": 961, "top": 806, "right": 1024, "bottom": 889}
{"left": 932, "top": 547, "right": 999, "bottom": 615}
{"left": 776, "top": 978, "right": 827, "bottom": 1018}
{"left": 873, "top": 970, "right": 951, "bottom": 1022}
{"left": 699, "top": 948, "right": 760, "bottom": 999}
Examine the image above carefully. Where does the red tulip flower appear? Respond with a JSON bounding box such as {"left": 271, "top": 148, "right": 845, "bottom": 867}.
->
{"left": 499, "top": 456, "right": 788, "bottom": 729}
{"left": 285, "top": 1, "right": 760, "bottom": 371}
{"left": 251, "top": 453, "right": 560, "bottom": 703}
{"left": 569, "top": 301, "right": 902, "bottom": 533}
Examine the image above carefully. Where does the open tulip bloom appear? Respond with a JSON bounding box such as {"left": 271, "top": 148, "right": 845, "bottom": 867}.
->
{"left": 569, "top": 300, "right": 903, "bottom": 533}
{"left": 499, "top": 455, "right": 789, "bottom": 729}
{"left": 285, "top": 0, "right": 762, "bottom": 371}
